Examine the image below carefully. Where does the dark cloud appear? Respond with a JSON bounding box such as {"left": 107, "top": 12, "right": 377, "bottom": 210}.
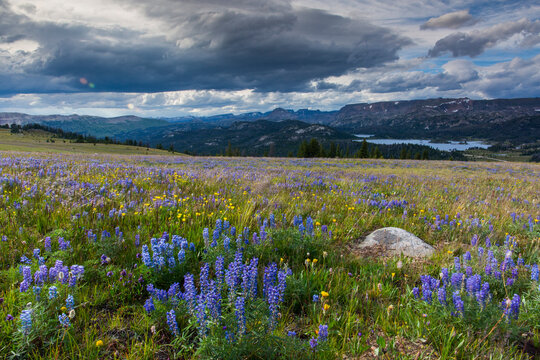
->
{"left": 0, "top": 0, "right": 410, "bottom": 95}
{"left": 420, "top": 10, "right": 478, "bottom": 30}
{"left": 428, "top": 18, "right": 540, "bottom": 57}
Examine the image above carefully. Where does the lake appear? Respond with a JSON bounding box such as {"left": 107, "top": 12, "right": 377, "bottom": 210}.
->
{"left": 353, "top": 135, "right": 490, "bottom": 151}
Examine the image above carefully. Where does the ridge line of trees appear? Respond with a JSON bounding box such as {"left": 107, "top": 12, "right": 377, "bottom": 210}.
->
{"left": 4, "top": 123, "right": 181, "bottom": 153}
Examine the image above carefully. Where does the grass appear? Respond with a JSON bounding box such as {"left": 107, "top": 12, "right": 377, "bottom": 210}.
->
{"left": 0, "top": 129, "right": 181, "bottom": 156}
{"left": 0, "top": 149, "right": 538, "bottom": 359}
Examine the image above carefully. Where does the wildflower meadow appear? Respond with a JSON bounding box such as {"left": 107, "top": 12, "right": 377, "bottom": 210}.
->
{"left": 0, "top": 153, "right": 538, "bottom": 359}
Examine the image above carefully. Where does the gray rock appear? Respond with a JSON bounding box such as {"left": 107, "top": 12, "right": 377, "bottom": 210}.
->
{"left": 358, "top": 227, "right": 434, "bottom": 258}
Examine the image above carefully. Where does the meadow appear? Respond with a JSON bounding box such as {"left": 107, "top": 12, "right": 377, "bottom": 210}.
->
{"left": 0, "top": 129, "right": 176, "bottom": 156}
{"left": 0, "top": 152, "right": 538, "bottom": 359}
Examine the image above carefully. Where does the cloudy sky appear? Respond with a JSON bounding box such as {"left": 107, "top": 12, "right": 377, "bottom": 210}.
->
{"left": 0, "top": 0, "right": 539, "bottom": 117}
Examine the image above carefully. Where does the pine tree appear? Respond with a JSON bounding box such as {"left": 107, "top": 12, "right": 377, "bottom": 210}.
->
{"left": 336, "top": 144, "right": 343, "bottom": 158}
{"left": 307, "top": 138, "right": 322, "bottom": 157}
{"left": 297, "top": 140, "right": 308, "bottom": 157}
{"left": 359, "top": 139, "right": 369, "bottom": 158}
{"left": 329, "top": 142, "right": 337, "bottom": 158}
{"left": 400, "top": 147, "right": 407, "bottom": 159}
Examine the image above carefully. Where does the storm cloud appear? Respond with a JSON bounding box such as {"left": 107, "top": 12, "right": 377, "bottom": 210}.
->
{"left": 428, "top": 18, "right": 540, "bottom": 57}
{"left": 0, "top": 0, "right": 410, "bottom": 95}
{"left": 0, "top": 0, "right": 539, "bottom": 116}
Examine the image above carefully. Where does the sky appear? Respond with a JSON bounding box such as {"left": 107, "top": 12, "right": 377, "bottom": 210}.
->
{"left": 0, "top": 0, "right": 539, "bottom": 117}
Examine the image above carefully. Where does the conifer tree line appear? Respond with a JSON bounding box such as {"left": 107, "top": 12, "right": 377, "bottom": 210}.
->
{"left": 296, "top": 138, "right": 429, "bottom": 160}
{"left": 3, "top": 123, "right": 462, "bottom": 160}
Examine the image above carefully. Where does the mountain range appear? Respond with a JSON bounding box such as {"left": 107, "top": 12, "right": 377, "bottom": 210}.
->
{"left": 1, "top": 97, "right": 539, "bottom": 154}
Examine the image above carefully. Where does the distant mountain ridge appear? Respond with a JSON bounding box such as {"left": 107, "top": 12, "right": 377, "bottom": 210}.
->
{"left": 1, "top": 97, "right": 539, "bottom": 146}
{"left": 0, "top": 112, "right": 167, "bottom": 138}
{"left": 119, "top": 119, "right": 354, "bottom": 156}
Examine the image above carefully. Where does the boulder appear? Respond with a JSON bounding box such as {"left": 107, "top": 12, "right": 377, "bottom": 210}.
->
{"left": 357, "top": 227, "right": 434, "bottom": 258}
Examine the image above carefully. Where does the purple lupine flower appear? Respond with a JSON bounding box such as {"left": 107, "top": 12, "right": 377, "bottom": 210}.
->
{"left": 276, "top": 270, "right": 288, "bottom": 302}
{"left": 155, "top": 289, "right": 168, "bottom": 302}
{"left": 440, "top": 268, "right": 449, "bottom": 284}
{"left": 412, "top": 287, "right": 420, "bottom": 299}
{"left": 471, "top": 234, "right": 478, "bottom": 246}
{"left": 22, "top": 265, "right": 32, "bottom": 283}
{"left": 502, "top": 294, "right": 520, "bottom": 320}
{"left": 58, "top": 237, "right": 70, "bottom": 250}
{"left": 167, "top": 309, "right": 179, "bottom": 336}
{"left": 195, "top": 294, "right": 207, "bottom": 337}
{"left": 452, "top": 291, "right": 464, "bottom": 316}
{"left": 437, "top": 287, "right": 447, "bottom": 306}
{"left": 58, "top": 313, "right": 70, "bottom": 328}
{"left": 306, "top": 217, "right": 314, "bottom": 236}
{"left": 168, "top": 283, "right": 180, "bottom": 299}
{"left": 531, "top": 264, "right": 539, "bottom": 281}
{"left": 465, "top": 266, "right": 473, "bottom": 277}
{"left": 288, "top": 331, "right": 296, "bottom": 337}
{"left": 19, "top": 280, "right": 30, "bottom": 293}
{"left": 44, "top": 237, "right": 52, "bottom": 252}
{"left": 263, "top": 263, "right": 278, "bottom": 299}
{"left": 478, "top": 247, "right": 484, "bottom": 258}
{"left": 199, "top": 263, "right": 210, "bottom": 299}
{"left": 225, "top": 256, "right": 242, "bottom": 303}
{"left": 69, "top": 265, "right": 84, "bottom": 287}
{"left": 143, "top": 297, "right": 155, "bottom": 312}
{"left": 223, "top": 236, "right": 231, "bottom": 250}
{"left": 20, "top": 309, "right": 32, "bottom": 334}
{"left": 32, "top": 286, "right": 41, "bottom": 301}
{"left": 318, "top": 325, "right": 328, "bottom": 342}
{"left": 450, "top": 273, "right": 463, "bottom": 290}
{"left": 34, "top": 265, "right": 48, "bottom": 285}
{"left": 66, "top": 294, "right": 74, "bottom": 311}
{"left": 466, "top": 274, "right": 481, "bottom": 295}
{"left": 48, "top": 286, "right": 58, "bottom": 299}
{"left": 485, "top": 237, "right": 491, "bottom": 248}
{"left": 463, "top": 252, "right": 471, "bottom": 263}
{"left": 235, "top": 296, "right": 246, "bottom": 335}
{"left": 313, "top": 294, "right": 319, "bottom": 302}
{"left": 241, "top": 258, "right": 259, "bottom": 299}
{"left": 475, "top": 282, "right": 490, "bottom": 308}
{"left": 206, "top": 280, "right": 221, "bottom": 320}
{"left": 215, "top": 256, "right": 225, "bottom": 293}
{"left": 511, "top": 267, "right": 518, "bottom": 279}
{"left": 211, "top": 228, "right": 219, "bottom": 247}
{"left": 141, "top": 245, "right": 152, "bottom": 268}
{"left": 454, "top": 257, "right": 461, "bottom": 272}
{"left": 183, "top": 273, "right": 197, "bottom": 313}
{"left": 267, "top": 284, "right": 280, "bottom": 329}
{"left": 309, "top": 338, "right": 318, "bottom": 350}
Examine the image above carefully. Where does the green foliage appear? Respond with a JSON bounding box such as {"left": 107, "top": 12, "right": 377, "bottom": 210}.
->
{"left": 0, "top": 153, "right": 538, "bottom": 359}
